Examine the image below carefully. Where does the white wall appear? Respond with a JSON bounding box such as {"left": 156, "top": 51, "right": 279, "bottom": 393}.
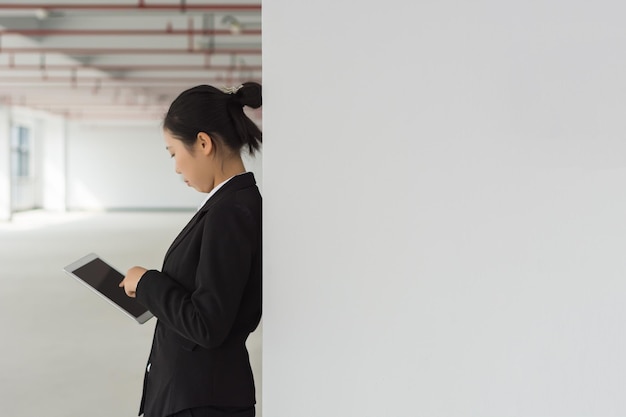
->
{"left": 40, "top": 115, "right": 67, "bottom": 211}
{"left": 66, "top": 121, "right": 197, "bottom": 210}
{"left": 263, "top": 1, "right": 626, "bottom": 416}
{"left": 66, "top": 122, "right": 262, "bottom": 210}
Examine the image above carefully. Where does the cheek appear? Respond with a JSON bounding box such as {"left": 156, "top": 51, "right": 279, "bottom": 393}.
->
{"left": 180, "top": 156, "right": 198, "bottom": 177}
{"left": 177, "top": 153, "right": 188, "bottom": 167}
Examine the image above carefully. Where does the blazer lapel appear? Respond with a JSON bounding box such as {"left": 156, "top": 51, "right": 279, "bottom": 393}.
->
{"left": 162, "top": 207, "right": 206, "bottom": 263}
{"left": 162, "top": 172, "right": 256, "bottom": 263}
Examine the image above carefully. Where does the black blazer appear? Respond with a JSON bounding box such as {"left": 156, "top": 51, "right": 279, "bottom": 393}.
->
{"left": 135, "top": 172, "right": 262, "bottom": 417}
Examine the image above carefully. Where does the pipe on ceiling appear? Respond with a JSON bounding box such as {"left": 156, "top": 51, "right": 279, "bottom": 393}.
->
{"left": 0, "top": 76, "right": 261, "bottom": 85}
{"left": 0, "top": 77, "right": 260, "bottom": 83}
{"left": 0, "top": 3, "right": 261, "bottom": 12}
{"left": 0, "top": 64, "right": 262, "bottom": 72}
{"left": 0, "top": 29, "right": 262, "bottom": 36}
{"left": 0, "top": 47, "right": 262, "bottom": 55}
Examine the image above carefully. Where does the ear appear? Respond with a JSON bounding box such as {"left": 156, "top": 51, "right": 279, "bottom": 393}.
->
{"left": 196, "top": 132, "right": 214, "bottom": 156}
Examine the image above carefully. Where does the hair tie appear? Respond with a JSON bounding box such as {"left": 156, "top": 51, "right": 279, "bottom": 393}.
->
{"left": 222, "top": 85, "right": 244, "bottom": 107}
{"left": 222, "top": 85, "right": 243, "bottom": 95}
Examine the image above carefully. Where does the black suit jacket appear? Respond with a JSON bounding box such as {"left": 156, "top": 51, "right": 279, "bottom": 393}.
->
{"left": 135, "top": 172, "right": 262, "bottom": 417}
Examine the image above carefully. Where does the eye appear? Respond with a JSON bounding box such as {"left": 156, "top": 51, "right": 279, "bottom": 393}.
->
{"left": 170, "top": 154, "right": 175, "bottom": 159}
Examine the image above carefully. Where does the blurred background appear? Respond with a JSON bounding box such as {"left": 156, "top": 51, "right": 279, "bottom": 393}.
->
{"left": 0, "top": 1, "right": 262, "bottom": 416}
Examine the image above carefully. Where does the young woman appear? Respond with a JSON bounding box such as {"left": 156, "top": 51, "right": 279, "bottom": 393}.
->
{"left": 119, "top": 82, "right": 262, "bottom": 417}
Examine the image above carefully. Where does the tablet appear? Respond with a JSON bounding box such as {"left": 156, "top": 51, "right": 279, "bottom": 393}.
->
{"left": 63, "top": 253, "right": 153, "bottom": 324}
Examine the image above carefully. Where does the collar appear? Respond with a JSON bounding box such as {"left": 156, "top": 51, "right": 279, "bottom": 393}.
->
{"left": 197, "top": 172, "right": 253, "bottom": 211}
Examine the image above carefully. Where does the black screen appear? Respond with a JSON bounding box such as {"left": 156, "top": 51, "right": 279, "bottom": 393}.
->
{"left": 72, "top": 258, "right": 148, "bottom": 318}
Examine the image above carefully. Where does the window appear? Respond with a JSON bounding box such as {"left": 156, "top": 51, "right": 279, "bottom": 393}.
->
{"left": 11, "top": 125, "right": 31, "bottom": 178}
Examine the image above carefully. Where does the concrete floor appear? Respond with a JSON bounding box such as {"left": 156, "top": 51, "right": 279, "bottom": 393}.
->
{"left": 0, "top": 210, "right": 262, "bottom": 417}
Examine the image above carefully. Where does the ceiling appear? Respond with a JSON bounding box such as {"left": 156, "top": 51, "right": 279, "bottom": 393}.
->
{"left": 0, "top": 0, "right": 262, "bottom": 121}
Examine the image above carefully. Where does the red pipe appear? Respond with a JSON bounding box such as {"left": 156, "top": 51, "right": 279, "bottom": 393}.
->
{"left": 188, "top": 17, "right": 194, "bottom": 52}
{"left": 0, "top": 76, "right": 261, "bottom": 83}
{"left": 0, "top": 47, "right": 261, "bottom": 55}
{"left": 0, "top": 29, "right": 261, "bottom": 36}
{"left": 30, "top": 106, "right": 167, "bottom": 112}
{"left": 0, "top": 64, "right": 262, "bottom": 71}
{"left": 61, "top": 113, "right": 165, "bottom": 120}
{"left": 0, "top": 3, "right": 261, "bottom": 11}
{"left": 22, "top": 98, "right": 161, "bottom": 106}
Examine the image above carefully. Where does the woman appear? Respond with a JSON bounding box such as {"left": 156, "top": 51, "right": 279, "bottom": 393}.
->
{"left": 119, "top": 82, "right": 262, "bottom": 417}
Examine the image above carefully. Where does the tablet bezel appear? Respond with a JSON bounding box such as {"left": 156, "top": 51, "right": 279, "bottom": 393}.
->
{"left": 63, "top": 253, "right": 153, "bottom": 324}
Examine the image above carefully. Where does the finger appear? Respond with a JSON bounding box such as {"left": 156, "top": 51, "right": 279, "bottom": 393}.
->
{"left": 119, "top": 278, "right": 125, "bottom": 288}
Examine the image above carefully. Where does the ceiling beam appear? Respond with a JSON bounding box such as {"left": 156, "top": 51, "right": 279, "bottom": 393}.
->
{"left": 0, "top": 29, "right": 261, "bottom": 36}
{"left": 0, "top": 47, "right": 261, "bottom": 55}
{"left": 0, "top": 64, "right": 262, "bottom": 71}
{"left": 0, "top": 3, "right": 261, "bottom": 12}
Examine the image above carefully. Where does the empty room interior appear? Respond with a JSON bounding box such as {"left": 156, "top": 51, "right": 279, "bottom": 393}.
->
{"left": 0, "top": 1, "right": 262, "bottom": 416}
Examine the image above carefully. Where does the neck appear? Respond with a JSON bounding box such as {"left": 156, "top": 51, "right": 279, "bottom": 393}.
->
{"left": 214, "top": 155, "right": 246, "bottom": 186}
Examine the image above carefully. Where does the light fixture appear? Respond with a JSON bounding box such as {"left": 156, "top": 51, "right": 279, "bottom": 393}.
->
{"left": 222, "top": 15, "right": 242, "bottom": 35}
{"left": 0, "top": 8, "right": 49, "bottom": 20}
{"left": 35, "top": 9, "right": 49, "bottom": 20}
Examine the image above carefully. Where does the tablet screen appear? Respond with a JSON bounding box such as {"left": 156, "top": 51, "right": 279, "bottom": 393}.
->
{"left": 66, "top": 255, "right": 152, "bottom": 323}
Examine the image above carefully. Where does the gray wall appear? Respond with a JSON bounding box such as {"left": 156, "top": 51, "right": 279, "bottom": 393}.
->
{"left": 66, "top": 122, "right": 200, "bottom": 210}
{"left": 65, "top": 121, "right": 262, "bottom": 210}
{"left": 263, "top": 1, "right": 626, "bottom": 416}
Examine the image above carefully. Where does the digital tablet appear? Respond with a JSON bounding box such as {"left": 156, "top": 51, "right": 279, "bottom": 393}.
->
{"left": 63, "top": 253, "right": 153, "bottom": 324}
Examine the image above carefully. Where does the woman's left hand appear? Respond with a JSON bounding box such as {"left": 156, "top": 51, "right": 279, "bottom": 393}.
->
{"left": 119, "top": 266, "right": 148, "bottom": 298}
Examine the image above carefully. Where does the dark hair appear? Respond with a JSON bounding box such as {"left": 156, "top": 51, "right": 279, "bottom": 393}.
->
{"left": 163, "top": 82, "right": 262, "bottom": 154}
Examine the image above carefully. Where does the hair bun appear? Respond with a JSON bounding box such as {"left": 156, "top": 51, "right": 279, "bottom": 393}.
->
{"left": 235, "top": 82, "right": 262, "bottom": 109}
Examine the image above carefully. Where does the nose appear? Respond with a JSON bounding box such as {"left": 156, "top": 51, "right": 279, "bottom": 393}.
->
{"left": 175, "top": 165, "right": 181, "bottom": 175}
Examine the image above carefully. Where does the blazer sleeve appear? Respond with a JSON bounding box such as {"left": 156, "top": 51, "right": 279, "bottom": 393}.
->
{"left": 136, "top": 202, "right": 255, "bottom": 349}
